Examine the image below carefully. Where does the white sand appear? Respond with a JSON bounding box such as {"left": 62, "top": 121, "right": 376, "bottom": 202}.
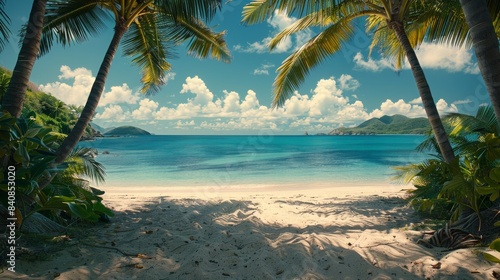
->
{"left": 5, "top": 183, "right": 499, "bottom": 279}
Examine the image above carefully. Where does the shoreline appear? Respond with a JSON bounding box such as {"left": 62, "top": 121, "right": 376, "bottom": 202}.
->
{"left": 6, "top": 183, "right": 498, "bottom": 279}
{"left": 98, "top": 181, "right": 410, "bottom": 199}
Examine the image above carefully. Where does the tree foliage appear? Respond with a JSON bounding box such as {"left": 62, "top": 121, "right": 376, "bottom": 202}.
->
{"left": 395, "top": 106, "right": 500, "bottom": 221}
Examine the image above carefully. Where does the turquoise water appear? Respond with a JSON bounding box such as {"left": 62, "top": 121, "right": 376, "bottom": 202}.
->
{"left": 81, "top": 135, "right": 428, "bottom": 187}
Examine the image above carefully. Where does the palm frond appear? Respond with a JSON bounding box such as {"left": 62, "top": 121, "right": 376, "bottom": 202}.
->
{"left": 0, "top": 0, "right": 11, "bottom": 52}
{"left": 488, "top": 0, "right": 500, "bottom": 37}
{"left": 168, "top": 15, "right": 231, "bottom": 63}
{"left": 269, "top": 1, "right": 385, "bottom": 50}
{"left": 273, "top": 18, "right": 354, "bottom": 107}
{"left": 418, "top": 0, "right": 470, "bottom": 48}
{"left": 35, "top": 0, "right": 112, "bottom": 56}
{"left": 157, "top": 0, "right": 222, "bottom": 22}
{"left": 242, "top": 0, "right": 339, "bottom": 25}
{"left": 64, "top": 147, "right": 105, "bottom": 184}
{"left": 446, "top": 106, "right": 498, "bottom": 136}
{"left": 267, "top": 7, "right": 335, "bottom": 51}
{"left": 123, "top": 13, "right": 174, "bottom": 95}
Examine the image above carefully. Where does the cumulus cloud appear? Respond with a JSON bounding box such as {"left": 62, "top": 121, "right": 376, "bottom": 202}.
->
{"left": 353, "top": 43, "right": 480, "bottom": 74}
{"left": 180, "top": 76, "right": 214, "bottom": 106}
{"left": 39, "top": 66, "right": 95, "bottom": 106}
{"left": 369, "top": 98, "right": 457, "bottom": 118}
{"left": 95, "top": 104, "right": 130, "bottom": 121}
{"left": 91, "top": 74, "right": 459, "bottom": 133}
{"left": 234, "top": 10, "right": 312, "bottom": 54}
{"left": 132, "top": 98, "right": 159, "bottom": 120}
{"left": 338, "top": 74, "right": 360, "bottom": 91}
{"left": 39, "top": 65, "right": 142, "bottom": 107}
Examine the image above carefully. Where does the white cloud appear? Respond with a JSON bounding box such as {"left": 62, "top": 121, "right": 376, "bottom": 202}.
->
{"left": 369, "top": 98, "right": 457, "bottom": 118}
{"left": 100, "top": 83, "right": 139, "bottom": 106}
{"left": 95, "top": 105, "right": 130, "bottom": 121}
{"left": 90, "top": 74, "right": 460, "bottom": 133}
{"left": 234, "top": 10, "right": 312, "bottom": 54}
{"left": 132, "top": 98, "right": 159, "bottom": 120}
{"left": 222, "top": 90, "right": 241, "bottom": 113}
{"left": 39, "top": 65, "right": 141, "bottom": 107}
{"left": 414, "top": 43, "right": 479, "bottom": 74}
{"left": 353, "top": 53, "right": 395, "bottom": 72}
{"left": 240, "top": 90, "right": 260, "bottom": 112}
{"left": 253, "top": 63, "right": 275, "bottom": 75}
{"left": 436, "top": 99, "right": 458, "bottom": 114}
{"left": 39, "top": 66, "right": 95, "bottom": 106}
{"left": 452, "top": 99, "right": 473, "bottom": 105}
{"left": 353, "top": 43, "right": 480, "bottom": 74}
{"left": 338, "top": 74, "right": 360, "bottom": 91}
{"left": 176, "top": 120, "right": 195, "bottom": 128}
{"left": 180, "top": 76, "right": 214, "bottom": 106}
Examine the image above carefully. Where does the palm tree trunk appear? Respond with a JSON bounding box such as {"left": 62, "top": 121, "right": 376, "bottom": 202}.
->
{"left": 1, "top": 0, "right": 47, "bottom": 117}
{"left": 389, "top": 21, "right": 455, "bottom": 163}
{"left": 55, "top": 23, "right": 128, "bottom": 164}
{"left": 459, "top": 0, "right": 500, "bottom": 124}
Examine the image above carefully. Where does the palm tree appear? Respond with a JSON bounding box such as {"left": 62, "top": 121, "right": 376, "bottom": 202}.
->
{"left": 36, "top": 0, "right": 231, "bottom": 165}
{"left": 242, "top": 0, "right": 455, "bottom": 163}
{"left": 1, "top": 0, "right": 47, "bottom": 117}
{"left": 459, "top": 0, "right": 500, "bottom": 124}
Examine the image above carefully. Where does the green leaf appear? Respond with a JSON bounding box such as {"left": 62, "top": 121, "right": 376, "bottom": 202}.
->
{"left": 484, "top": 252, "right": 500, "bottom": 263}
{"left": 476, "top": 186, "right": 497, "bottom": 195}
{"left": 24, "top": 127, "right": 41, "bottom": 138}
{"left": 66, "top": 202, "right": 99, "bottom": 222}
{"left": 490, "top": 167, "right": 500, "bottom": 183}
{"left": 18, "top": 144, "right": 30, "bottom": 167}
{"left": 490, "top": 239, "right": 500, "bottom": 251}
{"left": 27, "top": 137, "right": 52, "bottom": 150}
{"left": 490, "top": 190, "right": 500, "bottom": 202}
{"left": 92, "top": 201, "right": 114, "bottom": 217}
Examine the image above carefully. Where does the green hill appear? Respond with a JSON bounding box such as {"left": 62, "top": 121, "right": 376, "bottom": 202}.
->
{"left": 329, "top": 115, "right": 431, "bottom": 135}
{"left": 104, "top": 126, "right": 151, "bottom": 136}
{"left": 0, "top": 66, "right": 99, "bottom": 140}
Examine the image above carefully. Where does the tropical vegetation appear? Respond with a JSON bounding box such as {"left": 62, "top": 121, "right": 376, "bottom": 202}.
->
{"left": 0, "top": 80, "right": 113, "bottom": 233}
{"left": 0, "top": 67, "right": 96, "bottom": 139}
{"left": 329, "top": 114, "right": 431, "bottom": 135}
{"left": 104, "top": 126, "right": 151, "bottom": 136}
{"left": 395, "top": 106, "right": 500, "bottom": 246}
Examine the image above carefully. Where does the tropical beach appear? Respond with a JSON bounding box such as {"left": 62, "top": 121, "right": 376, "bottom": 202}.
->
{"left": 4, "top": 183, "right": 498, "bottom": 279}
{"left": 1, "top": 0, "right": 500, "bottom": 279}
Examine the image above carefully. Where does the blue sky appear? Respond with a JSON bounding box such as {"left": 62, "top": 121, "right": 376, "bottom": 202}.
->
{"left": 0, "top": 1, "right": 489, "bottom": 135}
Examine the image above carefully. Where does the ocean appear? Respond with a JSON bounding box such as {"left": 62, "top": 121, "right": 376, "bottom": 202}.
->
{"left": 81, "top": 135, "right": 428, "bottom": 188}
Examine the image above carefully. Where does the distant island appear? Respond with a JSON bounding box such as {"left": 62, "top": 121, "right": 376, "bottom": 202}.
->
{"left": 326, "top": 115, "right": 431, "bottom": 135}
{"left": 103, "top": 126, "right": 151, "bottom": 136}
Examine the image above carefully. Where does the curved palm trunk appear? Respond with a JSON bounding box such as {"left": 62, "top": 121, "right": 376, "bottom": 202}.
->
{"left": 459, "top": 0, "right": 500, "bottom": 124}
{"left": 2, "top": 0, "right": 47, "bottom": 117}
{"left": 390, "top": 21, "right": 455, "bottom": 163}
{"left": 55, "top": 24, "right": 127, "bottom": 164}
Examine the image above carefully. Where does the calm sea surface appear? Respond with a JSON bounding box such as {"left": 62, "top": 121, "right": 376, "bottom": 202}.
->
{"left": 81, "top": 135, "right": 428, "bottom": 188}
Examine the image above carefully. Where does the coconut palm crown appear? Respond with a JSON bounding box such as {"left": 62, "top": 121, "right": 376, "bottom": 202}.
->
{"left": 33, "top": 0, "right": 231, "bottom": 165}
{"left": 40, "top": 0, "right": 231, "bottom": 94}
